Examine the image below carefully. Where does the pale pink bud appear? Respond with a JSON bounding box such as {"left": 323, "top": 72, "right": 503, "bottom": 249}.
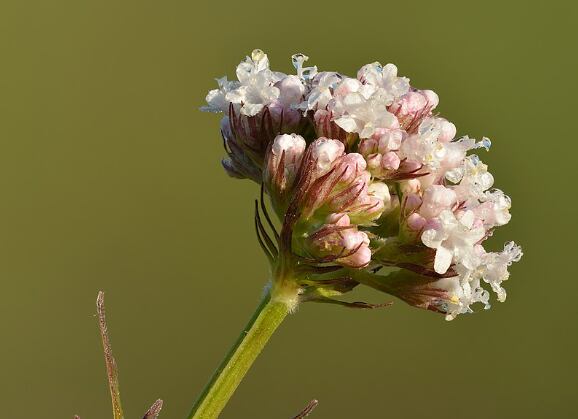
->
{"left": 340, "top": 240, "right": 372, "bottom": 267}
{"left": 358, "top": 138, "right": 378, "bottom": 155}
{"left": 271, "top": 134, "right": 307, "bottom": 167}
{"left": 422, "top": 90, "right": 439, "bottom": 110}
{"left": 312, "top": 111, "right": 351, "bottom": 146}
{"left": 381, "top": 151, "right": 401, "bottom": 170}
{"left": 264, "top": 134, "right": 306, "bottom": 203}
{"left": 389, "top": 90, "right": 437, "bottom": 133}
{"left": 220, "top": 117, "right": 262, "bottom": 182}
{"left": 438, "top": 119, "right": 457, "bottom": 143}
{"left": 407, "top": 213, "right": 427, "bottom": 231}
{"left": 368, "top": 181, "right": 391, "bottom": 209}
{"left": 419, "top": 185, "right": 457, "bottom": 219}
{"left": 377, "top": 130, "right": 403, "bottom": 152}
{"left": 379, "top": 271, "right": 463, "bottom": 316}
{"left": 351, "top": 194, "right": 385, "bottom": 224}
{"left": 402, "top": 179, "right": 422, "bottom": 195}
{"left": 305, "top": 213, "right": 372, "bottom": 268}
{"left": 405, "top": 194, "right": 422, "bottom": 212}
{"left": 331, "top": 153, "right": 367, "bottom": 183}
{"left": 390, "top": 91, "right": 427, "bottom": 116}
{"left": 268, "top": 101, "right": 303, "bottom": 129}
{"left": 326, "top": 212, "right": 350, "bottom": 226}
{"left": 295, "top": 140, "right": 384, "bottom": 224}
{"left": 310, "top": 138, "right": 346, "bottom": 174}
{"left": 365, "top": 153, "right": 382, "bottom": 172}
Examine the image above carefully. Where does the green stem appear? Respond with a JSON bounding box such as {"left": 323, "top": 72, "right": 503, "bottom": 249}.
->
{"left": 188, "top": 292, "right": 291, "bottom": 419}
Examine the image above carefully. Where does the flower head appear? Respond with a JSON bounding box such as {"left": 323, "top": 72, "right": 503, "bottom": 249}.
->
{"left": 203, "top": 50, "right": 522, "bottom": 320}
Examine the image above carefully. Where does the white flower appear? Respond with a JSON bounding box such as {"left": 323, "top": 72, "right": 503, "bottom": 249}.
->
{"left": 441, "top": 241, "right": 522, "bottom": 319}
{"left": 472, "top": 189, "right": 512, "bottom": 228}
{"left": 202, "top": 49, "right": 284, "bottom": 117}
{"left": 332, "top": 87, "right": 398, "bottom": 138}
{"left": 201, "top": 77, "right": 240, "bottom": 113}
{"left": 421, "top": 209, "right": 486, "bottom": 274}
{"left": 399, "top": 128, "right": 446, "bottom": 171}
{"left": 449, "top": 155, "right": 495, "bottom": 201}
{"left": 235, "top": 49, "right": 282, "bottom": 84}
{"left": 357, "top": 62, "right": 410, "bottom": 104}
{"left": 226, "top": 50, "right": 282, "bottom": 117}
{"left": 305, "top": 72, "right": 342, "bottom": 110}
{"left": 440, "top": 272, "right": 491, "bottom": 321}
{"left": 291, "top": 53, "right": 318, "bottom": 81}
{"left": 275, "top": 75, "right": 306, "bottom": 107}
{"left": 479, "top": 241, "right": 523, "bottom": 302}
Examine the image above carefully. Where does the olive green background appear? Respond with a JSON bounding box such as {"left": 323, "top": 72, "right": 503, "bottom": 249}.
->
{"left": 1, "top": 0, "right": 576, "bottom": 418}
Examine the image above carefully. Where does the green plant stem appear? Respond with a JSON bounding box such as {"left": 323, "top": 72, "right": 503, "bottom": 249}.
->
{"left": 188, "top": 292, "right": 291, "bottom": 419}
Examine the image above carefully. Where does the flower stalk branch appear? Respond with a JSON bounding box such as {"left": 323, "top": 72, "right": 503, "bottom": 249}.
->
{"left": 188, "top": 287, "right": 295, "bottom": 419}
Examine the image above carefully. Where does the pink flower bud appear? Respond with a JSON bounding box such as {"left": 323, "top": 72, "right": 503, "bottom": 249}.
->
{"left": 291, "top": 140, "right": 385, "bottom": 224}
{"left": 341, "top": 243, "right": 372, "bottom": 268}
{"left": 264, "top": 134, "right": 306, "bottom": 205}
{"left": 326, "top": 212, "right": 350, "bottom": 226}
{"left": 405, "top": 193, "right": 422, "bottom": 212}
{"left": 438, "top": 119, "right": 457, "bottom": 143}
{"left": 389, "top": 91, "right": 427, "bottom": 116}
{"left": 304, "top": 213, "right": 372, "bottom": 268}
{"left": 389, "top": 90, "right": 437, "bottom": 133}
{"left": 331, "top": 153, "right": 367, "bottom": 184}
{"left": 268, "top": 101, "right": 304, "bottom": 130}
{"left": 368, "top": 181, "right": 391, "bottom": 205}
{"left": 312, "top": 110, "right": 358, "bottom": 147}
{"left": 419, "top": 185, "right": 457, "bottom": 219}
{"left": 271, "top": 134, "right": 307, "bottom": 166}
{"left": 365, "top": 154, "right": 382, "bottom": 172}
{"left": 407, "top": 213, "right": 427, "bottom": 231}
{"left": 310, "top": 137, "right": 346, "bottom": 175}
{"left": 402, "top": 179, "right": 422, "bottom": 194}
{"left": 220, "top": 117, "right": 262, "bottom": 182}
{"left": 218, "top": 88, "right": 311, "bottom": 182}
{"left": 422, "top": 90, "right": 439, "bottom": 110}
{"left": 358, "top": 137, "right": 378, "bottom": 155}
{"left": 377, "top": 130, "right": 403, "bottom": 152}
{"left": 381, "top": 151, "right": 401, "bottom": 170}
{"left": 379, "top": 271, "right": 464, "bottom": 315}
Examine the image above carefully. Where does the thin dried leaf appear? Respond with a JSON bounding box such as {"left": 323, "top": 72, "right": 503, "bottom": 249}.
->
{"left": 292, "top": 399, "right": 319, "bottom": 419}
{"left": 142, "top": 399, "right": 164, "bottom": 419}
{"left": 96, "top": 291, "right": 124, "bottom": 419}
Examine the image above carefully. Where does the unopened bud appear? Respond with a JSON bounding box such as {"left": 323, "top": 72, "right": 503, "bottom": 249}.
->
{"left": 264, "top": 134, "right": 306, "bottom": 207}
{"left": 303, "top": 213, "right": 372, "bottom": 268}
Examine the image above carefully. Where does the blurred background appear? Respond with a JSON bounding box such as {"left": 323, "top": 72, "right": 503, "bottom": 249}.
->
{"left": 1, "top": 0, "right": 576, "bottom": 418}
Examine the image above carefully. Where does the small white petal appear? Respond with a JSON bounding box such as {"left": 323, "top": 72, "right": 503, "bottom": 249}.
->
{"left": 434, "top": 245, "right": 453, "bottom": 274}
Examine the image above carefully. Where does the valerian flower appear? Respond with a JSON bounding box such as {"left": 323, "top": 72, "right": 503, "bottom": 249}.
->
{"left": 201, "top": 50, "right": 522, "bottom": 320}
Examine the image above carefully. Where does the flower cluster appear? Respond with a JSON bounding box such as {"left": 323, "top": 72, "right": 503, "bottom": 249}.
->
{"left": 202, "top": 50, "right": 522, "bottom": 320}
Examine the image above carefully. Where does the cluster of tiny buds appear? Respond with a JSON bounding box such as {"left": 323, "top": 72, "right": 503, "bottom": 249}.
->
{"left": 202, "top": 49, "right": 522, "bottom": 320}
